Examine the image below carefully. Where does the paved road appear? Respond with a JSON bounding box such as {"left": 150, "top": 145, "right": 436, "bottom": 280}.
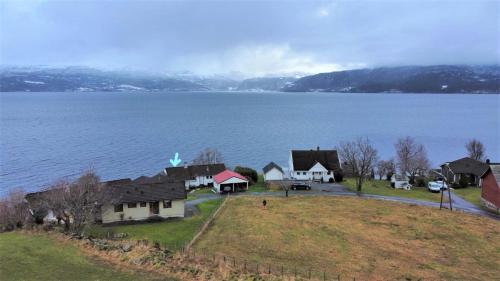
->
{"left": 186, "top": 183, "right": 499, "bottom": 220}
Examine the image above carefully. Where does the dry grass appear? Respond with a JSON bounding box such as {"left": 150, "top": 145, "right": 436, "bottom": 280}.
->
{"left": 194, "top": 196, "right": 500, "bottom": 281}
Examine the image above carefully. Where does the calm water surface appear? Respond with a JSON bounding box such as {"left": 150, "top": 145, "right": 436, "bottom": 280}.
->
{"left": 1, "top": 91, "right": 499, "bottom": 194}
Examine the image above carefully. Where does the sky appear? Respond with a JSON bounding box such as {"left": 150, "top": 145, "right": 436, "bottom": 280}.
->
{"left": 0, "top": 0, "right": 499, "bottom": 77}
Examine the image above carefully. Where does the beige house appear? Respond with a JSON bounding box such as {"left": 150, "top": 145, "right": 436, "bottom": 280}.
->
{"left": 101, "top": 177, "right": 186, "bottom": 224}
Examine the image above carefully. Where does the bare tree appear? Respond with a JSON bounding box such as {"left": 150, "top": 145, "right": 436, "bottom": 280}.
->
{"left": 192, "top": 148, "right": 224, "bottom": 165}
{"left": 44, "top": 171, "right": 108, "bottom": 233}
{"left": 376, "top": 158, "right": 396, "bottom": 180}
{"left": 465, "top": 139, "right": 486, "bottom": 161}
{"left": 0, "top": 188, "right": 30, "bottom": 231}
{"left": 395, "top": 137, "right": 430, "bottom": 183}
{"left": 337, "top": 138, "right": 379, "bottom": 193}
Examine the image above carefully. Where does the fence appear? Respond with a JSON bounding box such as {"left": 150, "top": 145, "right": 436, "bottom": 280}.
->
{"left": 180, "top": 246, "right": 350, "bottom": 281}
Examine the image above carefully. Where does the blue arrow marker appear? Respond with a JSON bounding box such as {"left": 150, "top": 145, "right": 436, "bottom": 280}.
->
{"left": 170, "top": 152, "right": 182, "bottom": 167}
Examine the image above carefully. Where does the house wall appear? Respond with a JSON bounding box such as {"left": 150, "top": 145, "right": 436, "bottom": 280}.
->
{"left": 264, "top": 168, "right": 284, "bottom": 181}
{"left": 481, "top": 171, "right": 500, "bottom": 210}
{"left": 101, "top": 200, "right": 185, "bottom": 224}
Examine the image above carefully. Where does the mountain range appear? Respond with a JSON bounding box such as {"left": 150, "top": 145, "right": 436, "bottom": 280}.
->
{"left": 1, "top": 65, "right": 498, "bottom": 93}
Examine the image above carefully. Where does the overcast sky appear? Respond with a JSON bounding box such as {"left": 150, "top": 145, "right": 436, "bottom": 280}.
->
{"left": 1, "top": 0, "right": 499, "bottom": 77}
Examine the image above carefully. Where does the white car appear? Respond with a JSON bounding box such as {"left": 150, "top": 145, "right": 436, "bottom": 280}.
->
{"left": 428, "top": 181, "right": 447, "bottom": 193}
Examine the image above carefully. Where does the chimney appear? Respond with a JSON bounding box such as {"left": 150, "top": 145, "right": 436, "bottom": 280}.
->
{"left": 486, "top": 159, "right": 490, "bottom": 164}
{"left": 184, "top": 162, "right": 188, "bottom": 169}
{"left": 317, "top": 146, "right": 320, "bottom": 151}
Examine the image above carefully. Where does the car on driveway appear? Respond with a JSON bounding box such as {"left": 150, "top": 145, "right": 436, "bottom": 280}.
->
{"left": 291, "top": 182, "right": 311, "bottom": 190}
{"left": 428, "top": 181, "right": 448, "bottom": 192}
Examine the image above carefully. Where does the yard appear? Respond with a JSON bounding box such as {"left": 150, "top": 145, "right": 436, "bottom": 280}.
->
{"left": 453, "top": 187, "right": 482, "bottom": 207}
{"left": 0, "top": 232, "right": 171, "bottom": 281}
{"left": 93, "top": 199, "right": 222, "bottom": 250}
{"left": 194, "top": 196, "right": 499, "bottom": 281}
{"left": 343, "top": 178, "right": 446, "bottom": 202}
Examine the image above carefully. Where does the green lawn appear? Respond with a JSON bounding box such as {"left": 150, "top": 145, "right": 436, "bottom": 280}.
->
{"left": 0, "top": 232, "right": 169, "bottom": 281}
{"left": 247, "top": 174, "right": 269, "bottom": 192}
{"left": 96, "top": 199, "right": 222, "bottom": 250}
{"left": 454, "top": 187, "right": 482, "bottom": 207}
{"left": 343, "top": 178, "right": 445, "bottom": 203}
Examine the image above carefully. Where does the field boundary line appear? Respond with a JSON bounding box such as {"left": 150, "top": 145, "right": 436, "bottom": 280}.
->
{"left": 186, "top": 195, "right": 229, "bottom": 250}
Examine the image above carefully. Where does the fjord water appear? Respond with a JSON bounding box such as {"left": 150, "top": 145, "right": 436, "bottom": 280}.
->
{"left": 0, "top": 91, "right": 499, "bottom": 194}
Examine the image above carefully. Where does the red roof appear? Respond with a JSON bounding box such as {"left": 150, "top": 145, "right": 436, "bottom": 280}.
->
{"left": 214, "top": 169, "right": 248, "bottom": 184}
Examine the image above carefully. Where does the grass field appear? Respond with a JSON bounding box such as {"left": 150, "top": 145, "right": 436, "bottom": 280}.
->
{"left": 194, "top": 196, "right": 500, "bottom": 280}
{"left": 96, "top": 199, "right": 222, "bottom": 249}
{"left": 343, "top": 178, "right": 446, "bottom": 202}
{"left": 453, "top": 187, "right": 482, "bottom": 207}
{"left": 0, "top": 232, "right": 170, "bottom": 281}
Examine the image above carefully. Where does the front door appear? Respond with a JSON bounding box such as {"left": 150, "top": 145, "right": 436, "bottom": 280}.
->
{"left": 150, "top": 202, "right": 159, "bottom": 215}
{"left": 313, "top": 172, "right": 322, "bottom": 180}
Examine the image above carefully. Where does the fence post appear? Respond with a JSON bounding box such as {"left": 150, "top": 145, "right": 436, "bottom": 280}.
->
{"left": 223, "top": 255, "right": 226, "bottom": 263}
{"left": 338, "top": 274, "right": 341, "bottom": 281}
{"left": 268, "top": 264, "right": 271, "bottom": 274}
{"left": 295, "top": 267, "right": 297, "bottom": 278}
{"left": 244, "top": 260, "right": 246, "bottom": 271}
{"left": 233, "top": 257, "right": 236, "bottom": 267}
{"left": 256, "top": 263, "right": 259, "bottom": 275}
{"left": 281, "top": 265, "right": 284, "bottom": 277}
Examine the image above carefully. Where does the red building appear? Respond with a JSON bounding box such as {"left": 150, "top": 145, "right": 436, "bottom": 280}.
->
{"left": 480, "top": 164, "right": 500, "bottom": 213}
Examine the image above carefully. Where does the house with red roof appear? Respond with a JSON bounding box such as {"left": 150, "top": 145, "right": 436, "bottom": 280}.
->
{"left": 213, "top": 169, "right": 249, "bottom": 193}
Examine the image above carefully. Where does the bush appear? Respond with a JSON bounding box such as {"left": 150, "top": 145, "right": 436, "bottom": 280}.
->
{"left": 234, "top": 166, "right": 258, "bottom": 183}
{"left": 458, "top": 176, "right": 469, "bottom": 188}
{"left": 334, "top": 171, "right": 344, "bottom": 182}
{"left": 415, "top": 177, "right": 427, "bottom": 187}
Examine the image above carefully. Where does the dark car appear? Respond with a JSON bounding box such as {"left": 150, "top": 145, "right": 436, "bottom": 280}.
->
{"left": 291, "top": 182, "right": 311, "bottom": 190}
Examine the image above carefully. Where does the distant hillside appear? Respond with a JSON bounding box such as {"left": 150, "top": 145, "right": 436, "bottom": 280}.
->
{"left": 236, "top": 77, "right": 297, "bottom": 91}
{"left": 283, "top": 65, "right": 500, "bottom": 93}
{"left": 0, "top": 67, "right": 208, "bottom": 92}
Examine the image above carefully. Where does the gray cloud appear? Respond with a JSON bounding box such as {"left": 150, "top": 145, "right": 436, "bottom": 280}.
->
{"left": 1, "top": 0, "right": 498, "bottom": 76}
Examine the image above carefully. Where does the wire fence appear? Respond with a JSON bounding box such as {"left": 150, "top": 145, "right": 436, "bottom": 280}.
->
{"left": 179, "top": 246, "right": 348, "bottom": 281}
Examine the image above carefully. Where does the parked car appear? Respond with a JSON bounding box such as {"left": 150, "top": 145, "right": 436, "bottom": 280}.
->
{"left": 428, "top": 181, "right": 448, "bottom": 193}
{"left": 291, "top": 182, "right": 311, "bottom": 190}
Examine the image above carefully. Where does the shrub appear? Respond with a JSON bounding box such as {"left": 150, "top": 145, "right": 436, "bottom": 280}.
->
{"left": 334, "top": 171, "right": 344, "bottom": 182}
{"left": 458, "top": 176, "right": 469, "bottom": 188}
{"left": 234, "top": 166, "right": 258, "bottom": 183}
{"left": 415, "top": 177, "right": 427, "bottom": 187}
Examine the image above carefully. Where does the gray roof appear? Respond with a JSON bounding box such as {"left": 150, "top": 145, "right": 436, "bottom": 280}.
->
{"left": 105, "top": 178, "right": 186, "bottom": 204}
{"left": 291, "top": 149, "right": 341, "bottom": 171}
{"left": 164, "top": 163, "right": 226, "bottom": 180}
{"left": 442, "top": 157, "right": 489, "bottom": 176}
{"left": 263, "top": 162, "right": 284, "bottom": 174}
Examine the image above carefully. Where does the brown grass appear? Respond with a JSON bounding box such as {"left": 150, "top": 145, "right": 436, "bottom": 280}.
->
{"left": 194, "top": 196, "right": 500, "bottom": 280}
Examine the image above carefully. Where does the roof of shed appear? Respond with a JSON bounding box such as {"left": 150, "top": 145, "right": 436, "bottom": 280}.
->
{"left": 263, "top": 162, "right": 284, "bottom": 174}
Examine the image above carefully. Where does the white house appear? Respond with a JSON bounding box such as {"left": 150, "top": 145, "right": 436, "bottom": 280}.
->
{"left": 164, "top": 163, "right": 226, "bottom": 190}
{"left": 213, "top": 169, "right": 249, "bottom": 193}
{"left": 289, "top": 147, "right": 341, "bottom": 183}
{"left": 262, "top": 162, "right": 285, "bottom": 181}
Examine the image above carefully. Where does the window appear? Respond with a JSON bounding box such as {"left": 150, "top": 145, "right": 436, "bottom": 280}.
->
{"left": 128, "top": 203, "right": 137, "bottom": 208}
{"left": 114, "top": 204, "right": 123, "bottom": 212}
{"left": 302, "top": 172, "right": 307, "bottom": 175}
{"left": 207, "top": 175, "right": 212, "bottom": 179}
{"left": 140, "top": 202, "right": 146, "bottom": 207}
{"left": 296, "top": 172, "right": 300, "bottom": 175}
{"left": 163, "top": 200, "right": 172, "bottom": 208}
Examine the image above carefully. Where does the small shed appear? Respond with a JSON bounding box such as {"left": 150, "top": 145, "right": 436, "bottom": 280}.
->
{"left": 391, "top": 174, "right": 411, "bottom": 190}
{"left": 213, "top": 169, "right": 249, "bottom": 193}
{"left": 480, "top": 164, "right": 500, "bottom": 212}
{"left": 263, "top": 162, "right": 285, "bottom": 181}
